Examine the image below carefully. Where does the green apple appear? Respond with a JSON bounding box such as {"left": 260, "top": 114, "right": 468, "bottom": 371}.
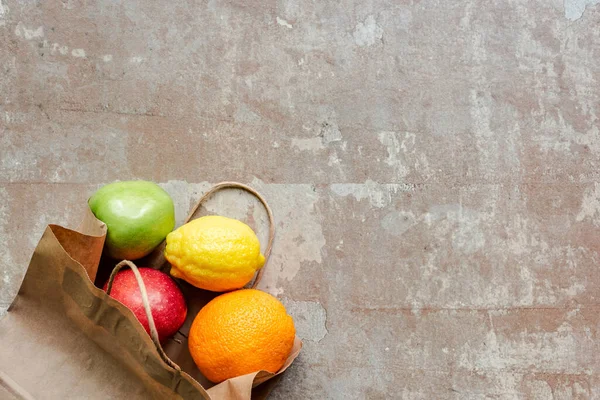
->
{"left": 89, "top": 180, "right": 175, "bottom": 260}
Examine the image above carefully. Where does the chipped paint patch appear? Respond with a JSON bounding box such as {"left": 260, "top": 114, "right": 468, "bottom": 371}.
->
{"left": 378, "top": 131, "right": 412, "bottom": 179}
{"left": 381, "top": 211, "right": 417, "bottom": 237}
{"left": 14, "top": 22, "right": 44, "bottom": 40}
{"left": 276, "top": 16, "right": 293, "bottom": 29}
{"left": 330, "top": 180, "right": 413, "bottom": 209}
{"left": 102, "top": 54, "right": 113, "bottom": 62}
{"left": 576, "top": 182, "right": 600, "bottom": 225}
{"left": 327, "top": 151, "right": 341, "bottom": 167}
{"left": 51, "top": 43, "right": 69, "bottom": 55}
{"left": 282, "top": 299, "right": 328, "bottom": 342}
{"left": 250, "top": 179, "right": 325, "bottom": 295}
{"left": 459, "top": 319, "right": 582, "bottom": 373}
{"left": 353, "top": 15, "right": 383, "bottom": 47}
{"left": 71, "top": 48, "right": 86, "bottom": 58}
{"left": 564, "top": 0, "right": 600, "bottom": 21}
{"left": 426, "top": 204, "right": 486, "bottom": 255}
{"left": 320, "top": 120, "right": 342, "bottom": 145}
{"left": 0, "top": 0, "right": 8, "bottom": 19}
{"left": 291, "top": 137, "right": 323, "bottom": 151}
{"left": 292, "top": 116, "right": 343, "bottom": 152}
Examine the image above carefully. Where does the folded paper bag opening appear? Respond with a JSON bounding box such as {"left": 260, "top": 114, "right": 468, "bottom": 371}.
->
{"left": 0, "top": 183, "right": 302, "bottom": 400}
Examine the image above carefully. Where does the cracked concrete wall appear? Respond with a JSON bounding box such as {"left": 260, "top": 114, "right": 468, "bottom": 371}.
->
{"left": 2, "top": 0, "right": 600, "bottom": 398}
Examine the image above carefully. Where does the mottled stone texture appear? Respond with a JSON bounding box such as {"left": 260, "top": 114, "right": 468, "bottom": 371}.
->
{"left": 1, "top": 0, "right": 600, "bottom": 398}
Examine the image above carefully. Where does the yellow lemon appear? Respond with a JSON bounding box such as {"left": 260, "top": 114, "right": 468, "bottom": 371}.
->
{"left": 165, "top": 215, "right": 265, "bottom": 292}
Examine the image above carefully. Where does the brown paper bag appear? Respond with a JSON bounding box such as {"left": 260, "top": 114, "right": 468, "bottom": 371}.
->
{"left": 0, "top": 182, "right": 301, "bottom": 399}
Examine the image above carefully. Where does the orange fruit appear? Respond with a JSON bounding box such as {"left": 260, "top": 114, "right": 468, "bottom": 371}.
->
{"left": 188, "top": 289, "right": 295, "bottom": 383}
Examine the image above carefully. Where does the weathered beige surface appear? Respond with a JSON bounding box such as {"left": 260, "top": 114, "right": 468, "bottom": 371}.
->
{"left": 2, "top": 0, "right": 600, "bottom": 398}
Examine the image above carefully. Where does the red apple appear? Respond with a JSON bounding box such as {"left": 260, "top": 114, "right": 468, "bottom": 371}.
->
{"left": 103, "top": 268, "right": 187, "bottom": 342}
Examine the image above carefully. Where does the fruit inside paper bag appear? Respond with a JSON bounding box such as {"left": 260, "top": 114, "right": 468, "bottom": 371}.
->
{"left": 87, "top": 181, "right": 301, "bottom": 396}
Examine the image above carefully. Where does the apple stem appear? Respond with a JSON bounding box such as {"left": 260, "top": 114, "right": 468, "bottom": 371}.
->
{"left": 107, "top": 260, "right": 182, "bottom": 372}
